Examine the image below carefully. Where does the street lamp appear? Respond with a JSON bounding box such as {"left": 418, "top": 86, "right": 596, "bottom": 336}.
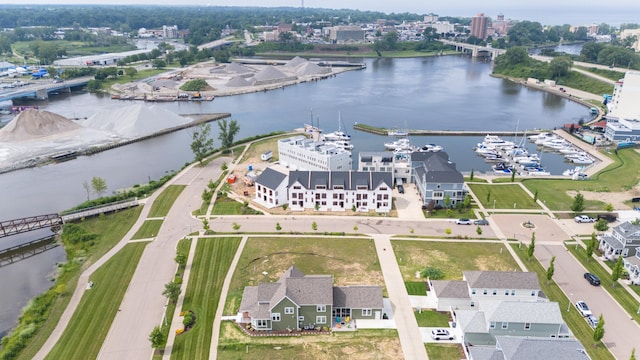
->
{"left": 493, "top": 199, "right": 496, "bottom": 215}
{"left": 567, "top": 293, "right": 572, "bottom": 312}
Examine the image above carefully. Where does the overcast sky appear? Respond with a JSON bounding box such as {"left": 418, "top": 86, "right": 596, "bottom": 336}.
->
{"left": 2, "top": 1, "right": 638, "bottom": 25}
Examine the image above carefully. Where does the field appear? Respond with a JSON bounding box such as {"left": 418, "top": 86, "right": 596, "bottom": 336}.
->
{"left": 223, "top": 237, "right": 384, "bottom": 315}
{"left": 131, "top": 219, "right": 163, "bottom": 239}
{"left": 467, "top": 183, "right": 540, "bottom": 209}
{"left": 212, "top": 196, "right": 262, "bottom": 215}
{"left": 218, "top": 323, "right": 402, "bottom": 360}
{"left": 148, "top": 185, "right": 186, "bottom": 217}
{"left": 45, "top": 243, "right": 147, "bottom": 360}
{"left": 238, "top": 133, "right": 293, "bottom": 164}
{"left": 392, "top": 240, "right": 521, "bottom": 281}
{"left": 170, "top": 237, "right": 242, "bottom": 360}
{"left": 425, "top": 343, "right": 462, "bottom": 359}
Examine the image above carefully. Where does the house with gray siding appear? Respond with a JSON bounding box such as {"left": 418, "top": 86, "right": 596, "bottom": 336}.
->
{"left": 254, "top": 167, "right": 288, "bottom": 208}
{"left": 411, "top": 152, "right": 466, "bottom": 207}
{"left": 469, "top": 336, "right": 588, "bottom": 360}
{"left": 238, "top": 266, "right": 383, "bottom": 331}
{"left": 427, "top": 280, "right": 471, "bottom": 311}
{"left": 598, "top": 220, "right": 640, "bottom": 284}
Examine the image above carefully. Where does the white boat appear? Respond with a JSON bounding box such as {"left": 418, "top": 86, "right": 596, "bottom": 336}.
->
{"left": 526, "top": 168, "right": 551, "bottom": 176}
{"left": 322, "top": 112, "right": 351, "bottom": 142}
{"left": 571, "top": 156, "right": 594, "bottom": 165}
{"left": 482, "top": 135, "right": 515, "bottom": 149}
{"left": 324, "top": 140, "right": 353, "bottom": 150}
{"left": 563, "top": 166, "right": 584, "bottom": 176}
{"left": 513, "top": 154, "right": 541, "bottom": 167}
{"left": 558, "top": 146, "right": 580, "bottom": 154}
{"left": 564, "top": 152, "right": 589, "bottom": 160}
{"left": 385, "top": 137, "right": 414, "bottom": 151}
{"left": 388, "top": 129, "right": 408, "bottom": 137}
{"left": 528, "top": 132, "right": 555, "bottom": 142}
{"left": 418, "top": 143, "right": 443, "bottom": 152}
{"left": 541, "top": 138, "right": 569, "bottom": 150}
{"left": 535, "top": 134, "right": 561, "bottom": 145}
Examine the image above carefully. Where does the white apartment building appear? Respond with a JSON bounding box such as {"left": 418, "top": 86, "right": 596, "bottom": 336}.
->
{"left": 605, "top": 71, "right": 640, "bottom": 142}
{"left": 278, "top": 136, "right": 352, "bottom": 171}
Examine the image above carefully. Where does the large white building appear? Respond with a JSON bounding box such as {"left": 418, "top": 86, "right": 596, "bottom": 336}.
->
{"left": 278, "top": 136, "right": 352, "bottom": 171}
{"left": 605, "top": 71, "right": 640, "bottom": 142}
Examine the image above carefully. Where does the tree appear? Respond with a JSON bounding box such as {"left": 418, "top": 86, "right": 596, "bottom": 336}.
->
{"left": 470, "top": 169, "right": 474, "bottom": 181}
{"left": 605, "top": 203, "right": 614, "bottom": 212}
{"left": 91, "top": 176, "right": 107, "bottom": 197}
{"left": 202, "top": 218, "right": 210, "bottom": 232}
{"left": 570, "top": 192, "right": 585, "bottom": 215}
{"left": 82, "top": 180, "right": 91, "bottom": 201}
{"left": 594, "top": 218, "right": 609, "bottom": 232}
{"left": 420, "top": 266, "right": 444, "bottom": 279}
{"left": 510, "top": 170, "right": 515, "bottom": 182}
{"left": 476, "top": 226, "right": 483, "bottom": 235}
{"left": 630, "top": 348, "right": 636, "bottom": 360}
{"left": 276, "top": 222, "right": 282, "bottom": 231}
{"left": 149, "top": 326, "right": 165, "bottom": 349}
{"left": 586, "top": 233, "right": 596, "bottom": 262}
{"left": 190, "top": 123, "right": 214, "bottom": 165}
{"left": 546, "top": 256, "right": 556, "bottom": 283}
{"left": 612, "top": 255, "right": 624, "bottom": 286}
{"left": 125, "top": 67, "right": 138, "bottom": 79}
{"left": 549, "top": 56, "right": 573, "bottom": 79}
{"left": 533, "top": 190, "right": 538, "bottom": 202}
{"left": 162, "top": 281, "right": 181, "bottom": 303}
{"left": 593, "top": 314, "right": 605, "bottom": 345}
{"left": 175, "top": 252, "right": 187, "bottom": 266}
{"left": 152, "top": 59, "right": 167, "bottom": 69}
{"left": 217, "top": 118, "right": 240, "bottom": 151}
{"left": 527, "top": 232, "right": 536, "bottom": 260}
{"left": 312, "top": 221, "right": 318, "bottom": 231}
{"left": 232, "top": 222, "right": 241, "bottom": 231}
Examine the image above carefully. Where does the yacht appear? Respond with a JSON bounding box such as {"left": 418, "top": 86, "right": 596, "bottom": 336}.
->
{"left": 481, "top": 135, "right": 515, "bottom": 149}
{"left": 322, "top": 112, "right": 351, "bottom": 142}
{"left": 528, "top": 132, "right": 555, "bottom": 142}
{"left": 324, "top": 140, "right": 353, "bottom": 150}
{"left": 418, "top": 143, "right": 443, "bottom": 152}
{"left": 385, "top": 137, "right": 415, "bottom": 151}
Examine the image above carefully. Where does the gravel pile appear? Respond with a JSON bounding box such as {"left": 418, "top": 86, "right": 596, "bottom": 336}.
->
{"left": 0, "top": 109, "right": 81, "bottom": 142}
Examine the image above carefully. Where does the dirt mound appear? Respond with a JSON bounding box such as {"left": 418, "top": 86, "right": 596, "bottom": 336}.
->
{"left": 0, "top": 109, "right": 81, "bottom": 142}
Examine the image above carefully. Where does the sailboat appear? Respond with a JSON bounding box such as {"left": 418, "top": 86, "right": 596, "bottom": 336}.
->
{"left": 322, "top": 112, "right": 351, "bottom": 141}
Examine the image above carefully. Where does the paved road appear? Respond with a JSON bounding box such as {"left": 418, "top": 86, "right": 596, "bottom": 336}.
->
{"left": 97, "top": 158, "right": 227, "bottom": 360}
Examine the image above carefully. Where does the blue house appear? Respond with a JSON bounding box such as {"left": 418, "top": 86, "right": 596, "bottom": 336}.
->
{"left": 411, "top": 152, "right": 466, "bottom": 207}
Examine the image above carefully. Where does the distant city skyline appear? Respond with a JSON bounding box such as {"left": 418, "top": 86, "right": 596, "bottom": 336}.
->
{"left": 1, "top": 1, "right": 638, "bottom": 26}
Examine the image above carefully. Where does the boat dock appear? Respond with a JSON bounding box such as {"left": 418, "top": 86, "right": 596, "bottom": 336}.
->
{"left": 353, "top": 123, "right": 545, "bottom": 136}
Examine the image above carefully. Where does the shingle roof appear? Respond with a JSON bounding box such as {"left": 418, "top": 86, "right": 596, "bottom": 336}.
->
{"left": 468, "top": 346, "right": 503, "bottom": 360}
{"left": 495, "top": 336, "right": 588, "bottom": 360}
{"left": 287, "top": 171, "right": 392, "bottom": 191}
{"left": 456, "top": 309, "right": 487, "bottom": 333}
{"left": 333, "top": 286, "right": 383, "bottom": 309}
{"left": 600, "top": 234, "right": 624, "bottom": 249}
{"left": 464, "top": 271, "right": 540, "bottom": 290}
{"left": 411, "top": 151, "right": 463, "bottom": 183}
{"left": 487, "top": 301, "right": 563, "bottom": 324}
{"left": 431, "top": 280, "right": 470, "bottom": 299}
{"left": 281, "top": 276, "right": 334, "bottom": 306}
{"left": 256, "top": 167, "right": 287, "bottom": 190}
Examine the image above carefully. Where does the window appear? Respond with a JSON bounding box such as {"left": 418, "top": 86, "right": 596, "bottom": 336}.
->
{"left": 317, "top": 305, "right": 326, "bottom": 312}
{"left": 256, "top": 319, "right": 268, "bottom": 328}
{"left": 492, "top": 290, "right": 497, "bottom": 295}
{"left": 511, "top": 290, "right": 516, "bottom": 296}
{"left": 471, "top": 289, "right": 476, "bottom": 295}
{"left": 505, "top": 290, "right": 509, "bottom": 295}
{"left": 502, "top": 322, "right": 508, "bottom": 329}
{"left": 298, "top": 316, "right": 304, "bottom": 321}
{"left": 272, "top": 313, "right": 281, "bottom": 321}
{"left": 470, "top": 301, "right": 475, "bottom": 307}
{"left": 316, "top": 316, "right": 327, "bottom": 324}
{"left": 284, "top": 307, "right": 294, "bottom": 314}
{"left": 531, "top": 290, "right": 536, "bottom": 296}
{"left": 483, "top": 289, "right": 488, "bottom": 295}
{"left": 362, "top": 309, "right": 372, "bottom": 316}
{"left": 489, "top": 321, "right": 496, "bottom": 329}
{"left": 524, "top": 323, "right": 531, "bottom": 330}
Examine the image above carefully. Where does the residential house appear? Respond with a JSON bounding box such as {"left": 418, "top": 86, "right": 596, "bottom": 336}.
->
{"left": 238, "top": 266, "right": 383, "bottom": 331}
{"left": 411, "top": 152, "right": 466, "bottom": 207}
{"left": 599, "top": 220, "right": 640, "bottom": 285}
{"left": 254, "top": 167, "right": 288, "bottom": 209}
{"left": 455, "top": 301, "right": 570, "bottom": 346}
{"left": 469, "top": 336, "right": 588, "bottom": 360}
{"left": 358, "top": 152, "right": 394, "bottom": 173}
{"left": 287, "top": 170, "right": 393, "bottom": 213}
{"left": 427, "top": 280, "right": 471, "bottom": 311}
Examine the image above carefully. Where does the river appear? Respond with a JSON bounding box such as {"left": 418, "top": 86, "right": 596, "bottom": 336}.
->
{"left": 0, "top": 54, "right": 597, "bottom": 336}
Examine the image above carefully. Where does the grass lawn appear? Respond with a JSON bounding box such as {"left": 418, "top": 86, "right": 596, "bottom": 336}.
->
{"left": 131, "top": 219, "right": 163, "bottom": 239}
{"left": 414, "top": 309, "right": 450, "bottom": 327}
{"left": 218, "top": 322, "right": 402, "bottom": 359}
{"left": 405, "top": 281, "right": 427, "bottom": 295}
{"left": 511, "top": 244, "right": 614, "bottom": 360}
{"left": 522, "top": 148, "right": 640, "bottom": 211}
{"left": 14, "top": 207, "right": 142, "bottom": 360}
{"left": 566, "top": 243, "right": 640, "bottom": 324}
{"left": 392, "top": 241, "right": 521, "bottom": 281}
{"left": 574, "top": 66, "right": 625, "bottom": 81}
{"left": 170, "top": 237, "right": 242, "bottom": 360}
{"left": 239, "top": 133, "right": 293, "bottom": 164}
{"left": 148, "top": 185, "right": 186, "bottom": 217}
{"left": 425, "top": 343, "right": 461, "bottom": 359}
{"left": 45, "top": 243, "right": 147, "bottom": 360}
{"left": 224, "top": 237, "right": 384, "bottom": 315}
{"left": 424, "top": 207, "right": 477, "bottom": 219}
{"left": 467, "top": 183, "right": 540, "bottom": 209}
{"left": 212, "top": 196, "right": 261, "bottom": 215}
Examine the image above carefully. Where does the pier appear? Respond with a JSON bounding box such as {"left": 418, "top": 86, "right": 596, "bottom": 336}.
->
{"left": 353, "top": 123, "right": 544, "bottom": 137}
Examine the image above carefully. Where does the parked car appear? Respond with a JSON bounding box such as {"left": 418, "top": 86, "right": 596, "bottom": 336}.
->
{"left": 574, "top": 215, "right": 595, "bottom": 223}
{"left": 397, "top": 184, "right": 404, "bottom": 194}
{"left": 632, "top": 197, "right": 640, "bottom": 203}
{"left": 455, "top": 218, "right": 472, "bottom": 225}
{"left": 431, "top": 328, "right": 455, "bottom": 340}
{"left": 474, "top": 219, "right": 489, "bottom": 225}
{"left": 575, "top": 301, "right": 592, "bottom": 317}
{"left": 596, "top": 213, "right": 618, "bottom": 223}
{"left": 584, "top": 272, "right": 601, "bottom": 286}
{"left": 587, "top": 315, "right": 599, "bottom": 328}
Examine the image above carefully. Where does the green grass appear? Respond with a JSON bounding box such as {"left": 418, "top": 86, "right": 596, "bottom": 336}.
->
{"left": 556, "top": 71, "right": 614, "bottom": 95}
{"left": 224, "top": 237, "right": 384, "bottom": 315}
{"left": 522, "top": 148, "right": 640, "bottom": 211}
{"left": 212, "top": 196, "right": 262, "bottom": 215}
{"left": 414, "top": 310, "right": 450, "bottom": 327}
{"left": 575, "top": 65, "right": 625, "bottom": 81}
{"left": 425, "top": 343, "right": 461, "bottom": 359}
{"left": 392, "top": 241, "right": 521, "bottom": 282}
{"left": 467, "top": 183, "right": 540, "bottom": 209}
{"left": 171, "top": 237, "right": 242, "bottom": 360}
{"left": 131, "top": 219, "right": 163, "bottom": 239}
{"left": 218, "top": 323, "right": 402, "bottom": 359}
{"left": 423, "top": 207, "right": 477, "bottom": 219}
{"left": 45, "top": 243, "right": 148, "bottom": 360}
{"left": 510, "top": 244, "right": 614, "bottom": 360}
{"left": 148, "top": 185, "right": 186, "bottom": 217}
{"left": 405, "top": 281, "right": 427, "bottom": 295}
{"left": 465, "top": 177, "right": 488, "bottom": 183}
{"left": 566, "top": 243, "right": 640, "bottom": 324}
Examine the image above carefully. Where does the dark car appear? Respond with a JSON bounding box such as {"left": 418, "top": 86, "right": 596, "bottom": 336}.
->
{"left": 632, "top": 197, "right": 640, "bottom": 203}
{"left": 474, "top": 219, "right": 489, "bottom": 226}
{"left": 584, "top": 272, "right": 601, "bottom": 286}
{"left": 397, "top": 184, "right": 404, "bottom": 194}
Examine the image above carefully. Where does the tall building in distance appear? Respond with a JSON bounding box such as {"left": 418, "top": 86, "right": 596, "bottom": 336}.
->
{"left": 162, "top": 25, "right": 178, "bottom": 39}
{"left": 470, "top": 13, "right": 488, "bottom": 39}
{"left": 492, "top": 14, "right": 510, "bottom": 36}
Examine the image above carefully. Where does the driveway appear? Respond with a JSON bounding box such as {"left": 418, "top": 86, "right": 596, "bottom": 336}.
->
{"left": 394, "top": 183, "right": 426, "bottom": 220}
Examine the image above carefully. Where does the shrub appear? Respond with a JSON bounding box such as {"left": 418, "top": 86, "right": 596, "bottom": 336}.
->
{"left": 420, "top": 267, "right": 444, "bottom": 280}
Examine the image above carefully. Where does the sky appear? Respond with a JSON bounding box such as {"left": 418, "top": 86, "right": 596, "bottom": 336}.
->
{"left": 1, "top": 1, "right": 639, "bottom": 25}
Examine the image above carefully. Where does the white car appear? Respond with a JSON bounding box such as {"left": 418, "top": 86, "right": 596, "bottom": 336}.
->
{"left": 587, "top": 315, "right": 599, "bottom": 328}
{"left": 575, "top": 301, "right": 592, "bottom": 317}
{"left": 574, "top": 215, "right": 595, "bottom": 223}
{"left": 455, "top": 218, "right": 472, "bottom": 225}
{"left": 431, "top": 328, "right": 455, "bottom": 340}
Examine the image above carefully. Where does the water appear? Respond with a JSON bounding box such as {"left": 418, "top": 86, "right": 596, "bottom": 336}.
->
{"left": 0, "top": 55, "right": 595, "bottom": 336}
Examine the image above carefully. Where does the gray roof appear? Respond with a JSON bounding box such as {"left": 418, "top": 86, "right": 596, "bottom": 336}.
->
{"left": 486, "top": 301, "right": 563, "bottom": 324}
{"left": 256, "top": 167, "right": 287, "bottom": 190}
{"left": 600, "top": 234, "right": 624, "bottom": 249}
{"left": 431, "top": 280, "right": 470, "bottom": 299}
{"left": 495, "top": 336, "right": 588, "bottom": 360}
{"left": 412, "top": 151, "right": 463, "bottom": 183}
{"left": 333, "top": 286, "right": 383, "bottom": 309}
{"left": 464, "top": 271, "right": 540, "bottom": 290}
{"left": 456, "top": 309, "right": 487, "bottom": 333}
{"left": 359, "top": 151, "right": 394, "bottom": 163}
{"left": 468, "top": 346, "right": 503, "bottom": 360}
{"left": 288, "top": 171, "right": 393, "bottom": 191}
{"left": 613, "top": 221, "right": 640, "bottom": 242}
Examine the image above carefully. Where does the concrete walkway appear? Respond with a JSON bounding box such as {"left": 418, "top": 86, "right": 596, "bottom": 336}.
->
{"left": 372, "top": 234, "right": 428, "bottom": 360}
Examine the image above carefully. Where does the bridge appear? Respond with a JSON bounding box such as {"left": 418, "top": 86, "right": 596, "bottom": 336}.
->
{"left": 0, "top": 77, "right": 92, "bottom": 102}
{"left": 439, "top": 39, "right": 506, "bottom": 60}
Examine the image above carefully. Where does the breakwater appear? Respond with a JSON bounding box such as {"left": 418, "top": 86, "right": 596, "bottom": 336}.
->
{"left": 353, "top": 123, "right": 545, "bottom": 137}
